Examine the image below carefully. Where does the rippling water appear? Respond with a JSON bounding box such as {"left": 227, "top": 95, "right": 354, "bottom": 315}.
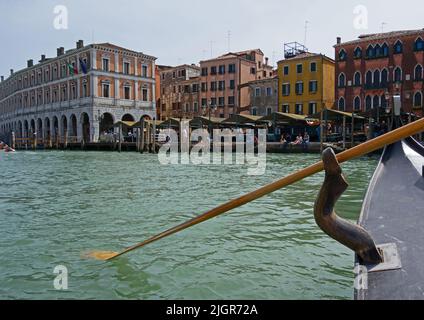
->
{"left": 0, "top": 150, "right": 378, "bottom": 299}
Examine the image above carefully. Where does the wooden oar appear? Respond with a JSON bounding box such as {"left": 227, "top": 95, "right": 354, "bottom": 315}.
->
{"left": 87, "top": 118, "right": 424, "bottom": 261}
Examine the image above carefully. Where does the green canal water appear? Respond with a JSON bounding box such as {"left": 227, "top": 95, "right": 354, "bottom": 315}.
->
{"left": 0, "top": 150, "right": 379, "bottom": 300}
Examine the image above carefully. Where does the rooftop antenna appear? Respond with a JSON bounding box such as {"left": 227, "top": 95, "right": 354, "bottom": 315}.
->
{"left": 381, "top": 22, "right": 387, "bottom": 33}
{"left": 227, "top": 30, "right": 232, "bottom": 52}
{"left": 304, "top": 20, "right": 309, "bottom": 47}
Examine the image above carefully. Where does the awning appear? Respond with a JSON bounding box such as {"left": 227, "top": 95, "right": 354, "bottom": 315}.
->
{"left": 310, "top": 109, "right": 365, "bottom": 121}
{"left": 222, "top": 114, "right": 263, "bottom": 126}
{"left": 113, "top": 121, "right": 137, "bottom": 128}
{"left": 260, "top": 112, "right": 319, "bottom": 126}
{"left": 190, "top": 116, "right": 226, "bottom": 128}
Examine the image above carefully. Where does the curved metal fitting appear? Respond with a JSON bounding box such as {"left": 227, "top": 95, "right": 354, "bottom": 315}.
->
{"left": 314, "top": 148, "right": 383, "bottom": 265}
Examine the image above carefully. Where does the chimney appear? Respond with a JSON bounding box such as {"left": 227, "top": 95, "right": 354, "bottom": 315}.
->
{"left": 10, "top": 69, "right": 14, "bottom": 76}
{"left": 265, "top": 57, "right": 269, "bottom": 65}
{"left": 27, "top": 59, "right": 34, "bottom": 68}
{"left": 76, "top": 40, "right": 84, "bottom": 49}
{"left": 337, "top": 37, "right": 342, "bottom": 45}
{"left": 57, "top": 47, "right": 65, "bottom": 57}
{"left": 40, "top": 54, "right": 46, "bottom": 62}
{"left": 1, "top": 76, "right": 4, "bottom": 82}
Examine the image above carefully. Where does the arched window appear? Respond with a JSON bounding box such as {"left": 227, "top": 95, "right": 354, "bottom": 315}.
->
{"left": 394, "top": 67, "right": 402, "bottom": 82}
{"left": 381, "top": 69, "right": 388, "bottom": 86}
{"left": 366, "top": 45, "right": 375, "bottom": 58}
{"left": 415, "top": 37, "right": 424, "bottom": 51}
{"left": 382, "top": 43, "right": 389, "bottom": 56}
{"left": 415, "top": 65, "right": 423, "bottom": 80}
{"left": 365, "top": 95, "right": 372, "bottom": 111}
{"left": 373, "top": 70, "right": 380, "bottom": 86}
{"left": 394, "top": 40, "right": 403, "bottom": 54}
{"left": 338, "top": 73, "right": 346, "bottom": 87}
{"left": 414, "top": 92, "right": 422, "bottom": 107}
{"left": 354, "top": 47, "right": 362, "bottom": 59}
{"left": 354, "top": 72, "right": 361, "bottom": 86}
{"left": 373, "top": 96, "right": 380, "bottom": 109}
{"left": 338, "top": 49, "right": 347, "bottom": 61}
{"left": 381, "top": 95, "right": 387, "bottom": 109}
{"left": 366, "top": 70, "right": 373, "bottom": 86}
{"left": 375, "top": 44, "right": 382, "bottom": 57}
{"left": 338, "top": 97, "right": 345, "bottom": 111}
{"left": 354, "top": 96, "right": 361, "bottom": 111}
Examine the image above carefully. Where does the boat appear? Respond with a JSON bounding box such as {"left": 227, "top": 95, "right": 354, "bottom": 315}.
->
{"left": 354, "top": 136, "right": 424, "bottom": 299}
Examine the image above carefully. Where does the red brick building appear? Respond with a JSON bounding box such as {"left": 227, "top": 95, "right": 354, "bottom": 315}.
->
{"left": 334, "top": 29, "right": 424, "bottom": 117}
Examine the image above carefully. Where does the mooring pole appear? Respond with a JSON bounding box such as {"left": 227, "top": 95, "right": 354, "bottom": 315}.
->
{"left": 342, "top": 115, "right": 346, "bottom": 150}
{"left": 11, "top": 131, "right": 15, "bottom": 150}
{"left": 140, "top": 118, "right": 145, "bottom": 153}
{"left": 320, "top": 109, "right": 324, "bottom": 154}
{"left": 118, "top": 123, "right": 122, "bottom": 153}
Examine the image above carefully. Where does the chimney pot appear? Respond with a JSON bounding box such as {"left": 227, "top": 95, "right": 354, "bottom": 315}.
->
{"left": 41, "top": 54, "right": 46, "bottom": 62}
{"left": 10, "top": 69, "right": 14, "bottom": 75}
{"left": 77, "top": 40, "right": 84, "bottom": 49}
{"left": 27, "top": 59, "right": 34, "bottom": 68}
{"left": 337, "top": 37, "right": 342, "bottom": 45}
{"left": 265, "top": 57, "right": 269, "bottom": 65}
{"left": 57, "top": 47, "right": 65, "bottom": 57}
{"left": 1, "top": 76, "right": 4, "bottom": 82}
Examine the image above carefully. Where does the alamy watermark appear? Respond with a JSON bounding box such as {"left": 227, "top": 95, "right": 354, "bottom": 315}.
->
{"left": 53, "top": 5, "right": 68, "bottom": 30}
{"left": 353, "top": 4, "right": 368, "bottom": 30}
{"left": 158, "top": 121, "right": 267, "bottom": 176}
{"left": 53, "top": 265, "right": 68, "bottom": 290}
{"left": 354, "top": 265, "right": 368, "bottom": 290}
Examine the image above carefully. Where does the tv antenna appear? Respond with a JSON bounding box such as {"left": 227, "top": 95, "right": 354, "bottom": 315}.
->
{"left": 227, "top": 30, "right": 232, "bottom": 52}
{"left": 304, "top": 20, "right": 309, "bottom": 46}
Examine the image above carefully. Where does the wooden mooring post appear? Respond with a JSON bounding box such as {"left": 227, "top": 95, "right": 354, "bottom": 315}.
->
{"left": 140, "top": 118, "right": 145, "bottom": 153}
{"left": 11, "top": 131, "right": 15, "bottom": 150}
{"left": 118, "top": 123, "right": 122, "bottom": 153}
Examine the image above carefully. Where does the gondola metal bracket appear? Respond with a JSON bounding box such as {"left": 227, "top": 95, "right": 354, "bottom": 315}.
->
{"left": 361, "top": 243, "right": 402, "bottom": 273}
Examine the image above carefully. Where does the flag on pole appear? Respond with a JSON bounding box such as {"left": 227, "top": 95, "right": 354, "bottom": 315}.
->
{"left": 79, "top": 58, "right": 88, "bottom": 74}
{"left": 68, "top": 63, "right": 78, "bottom": 76}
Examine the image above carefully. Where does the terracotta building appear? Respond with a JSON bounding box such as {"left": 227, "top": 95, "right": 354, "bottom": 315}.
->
{"left": 334, "top": 29, "right": 424, "bottom": 117}
{"left": 0, "top": 41, "right": 157, "bottom": 142}
{"left": 199, "top": 49, "right": 273, "bottom": 118}
{"left": 159, "top": 64, "right": 200, "bottom": 120}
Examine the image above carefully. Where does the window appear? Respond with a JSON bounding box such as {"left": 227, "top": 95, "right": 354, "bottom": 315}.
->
{"left": 414, "top": 38, "right": 424, "bottom": 51}
{"left": 375, "top": 44, "right": 382, "bottom": 57}
{"left": 82, "top": 83, "right": 87, "bottom": 97}
{"left": 381, "top": 69, "right": 388, "bottom": 86}
{"left": 201, "top": 68, "right": 208, "bottom": 76}
{"left": 354, "top": 96, "right": 361, "bottom": 111}
{"left": 296, "top": 64, "right": 303, "bottom": 74}
{"left": 250, "top": 67, "right": 256, "bottom": 74}
{"left": 201, "top": 98, "right": 207, "bottom": 106}
{"left": 373, "top": 96, "right": 380, "bottom": 109}
{"left": 308, "top": 102, "right": 317, "bottom": 115}
{"left": 210, "top": 66, "right": 217, "bottom": 75}
{"left": 282, "top": 83, "right": 290, "bottom": 96}
{"left": 366, "top": 71, "right": 373, "bottom": 86}
{"left": 266, "top": 107, "right": 272, "bottom": 116}
{"left": 219, "top": 65, "right": 225, "bottom": 74}
{"left": 283, "top": 65, "right": 289, "bottom": 75}
{"left": 71, "top": 86, "right": 76, "bottom": 99}
{"left": 394, "top": 67, "right": 402, "bottom": 82}
{"left": 218, "top": 81, "right": 225, "bottom": 91}
{"left": 228, "top": 64, "right": 236, "bottom": 73}
{"left": 338, "top": 49, "right": 347, "bottom": 61}
{"left": 338, "top": 73, "right": 346, "bottom": 87}
{"left": 172, "top": 71, "right": 176, "bottom": 78}
{"left": 142, "top": 65, "right": 148, "bottom": 77}
{"left": 124, "top": 86, "right": 131, "bottom": 99}
{"left": 310, "top": 62, "right": 317, "bottom": 72}
{"left": 255, "top": 87, "right": 261, "bottom": 97}
{"left": 193, "top": 102, "right": 199, "bottom": 112}
{"left": 394, "top": 40, "right": 403, "bottom": 54}
{"left": 382, "top": 43, "right": 389, "bottom": 56}
{"left": 184, "top": 85, "right": 190, "bottom": 93}
{"left": 218, "top": 97, "right": 225, "bottom": 106}
{"left": 229, "top": 80, "right": 235, "bottom": 89}
{"left": 102, "top": 58, "right": 109, "bottom": 71}
{"left": 414, "top": 92, "right": 422, "bottom": 107}
{"left": 373, "top": 70, "right": 380, "bottom": 86}
{"left": 366, "top": 45, "right": 375, "bottom": 58}
{"left": 338, "top": 97, "right": 345, "bottom": 111}
{"left": 381, "top": 95, "right": 387, "bottom": 108}
{"left": 61, "top": 65, "right": 66, "bottom": 77}
{"left": 354, "top": 72, "right": 361, "bottom": 86}
{"left": 123, "top": 62, "right": 130, "bottom": 74}
{"left": 365, "top": 95, "right": 372, "bottom": 110}
{"left": 415, "top": 65, "right": 423, "bottom": 80}
{"left": 201, "top": 82, "right": 207, "bottom": 92}
{"left": 295, "top": 82, "right": 303, "bottom": 95}
{"left": 309, "top": 80, "right": 318, "bottom": 93}
{"left": 228, "top": 96, "right": 235, "bottom": 105}
{"left": 210, "top": 81, "right": 217, "bottom": 91}
{"left": 211, "top": 98, "right": 217, "bottom": 106}
{"left": 266, "top": 87, "right": 272, "bottom": 96}
{"left": 252, "top": 108, "right": 257, "bottom": 116}
{"left": 282, "top": 104, "right": 289, "bottom": 113}
{"left": 295, "top": 104, "right": 303, "bottom": 115}
{"left": 102, "top": 83, "right": 110, "bottom": 98}
{"left": 354, "top": 47, "right": 362, "bottom": 59}
{"left": 192, "top": 84, "right": 199, "bottom": 93}
{"left": 142, "top": 88, "right": 148, "bottom": 101}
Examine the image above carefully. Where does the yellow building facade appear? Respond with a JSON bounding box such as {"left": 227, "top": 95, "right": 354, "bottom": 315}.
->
{"left": 277, "top": 52, "right": 335, "bottom": 115}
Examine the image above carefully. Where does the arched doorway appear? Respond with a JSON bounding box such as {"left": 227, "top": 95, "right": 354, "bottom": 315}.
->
{"left": 100, "top": 113, "right": 114, "bottom": 134}
{"left": 122, "top": 114, "right": 135, "bottom": 122}
{"left": 30, "top": 119, "right": 35, "bottom": 136}
{"left": 70, "top": 114, "right": 78, "bottom": 140}
{"left": 23, "top": 120, "right": 29, "bottom": 138}
{"left": 37, "top": 118, "right": 43, "bottom": 141}
{"left": 52, "top": 116, "right": 59, "bottom": 140}
{"left": 81, "top": 113, "right": 90, "bottom": 143}
{"left": 18, "top": 121, "right": 23, "bottom": 138}
{"left": 44, "top": 118, "right": 51, "bottom": 142}
{"left": 61, "top": 115, "right": 68, "bottom": 141}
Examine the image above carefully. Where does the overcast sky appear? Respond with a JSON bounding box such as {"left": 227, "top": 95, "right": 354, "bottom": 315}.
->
{"left": 0, "top": 0, "right": 423, "bottom": 77}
